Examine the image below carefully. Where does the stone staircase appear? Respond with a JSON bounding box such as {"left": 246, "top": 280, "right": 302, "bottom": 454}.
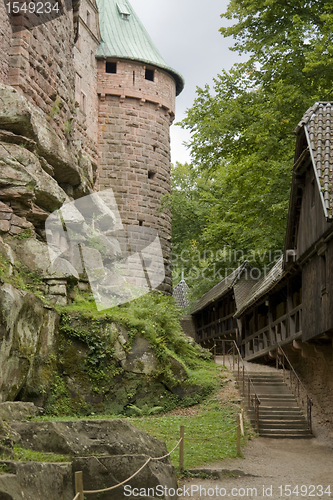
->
{"left": 244, "top": 371, "right": 313, "bottom": 439}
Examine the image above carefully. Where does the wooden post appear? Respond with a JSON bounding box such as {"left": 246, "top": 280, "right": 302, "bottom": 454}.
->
{"left": 75, "top": 471, "right": 84, "bottom": 500}
{"left": 237, "top": 414, "right": 241, "bottom": 455}
{"left": 179, "top": 426, "right": 185, "bottom": 471}
{"left": 214, "top": 341, "right": 216, "bottom": 362}
{"left": 239, "top": 410, "right": 244, "bottom": 436}
{"left": 222, "top": 340, "right": 225, "bottom": 367}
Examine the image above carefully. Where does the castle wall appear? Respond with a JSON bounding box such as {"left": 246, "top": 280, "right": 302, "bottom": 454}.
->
{"left": 97, "top": 59, "right": 176, "bottom": 115}
{"left": 98, "top": 95, "right": 172, "bottom": 292}
{"left": 0, "top": 3, "right": 99, "bottom": 166}
{"left": 98, "top": 59, "right": 176, "bottom": 293}
{"left": 0, "top": 3, "right": 11, "bottom": 81}
{"left": 6, "top": 14, "right": 76, "bottom": 143}
{"left": 73, "top": 0, "right": 100, "bottom": 160}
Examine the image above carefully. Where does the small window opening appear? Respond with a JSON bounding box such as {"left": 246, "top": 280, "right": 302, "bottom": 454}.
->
{"left": 148, "top": 171, "right": 156, "bottom": 180}
{"left": 145, "top": 69, "right": 154, "bottom": 82}
{"left": 86, "top": 11, "right": 90, "bottom": 27}
{"left": 133, "top": 71, "right": 135, "bottom": 85}
{"left": 80, "top": 92, "right": 86, "bottom": 114}
{"left": 153, "top": 145, "right": 156, "bottom": 152}
{"left": 106, "top": 62, "right": 117, "bottom": 74}
{"left": 75, "top": 73, "right": 81, "bottom": 93}
{"left": 139, "top": 220, "right": 143, "bottom": 226}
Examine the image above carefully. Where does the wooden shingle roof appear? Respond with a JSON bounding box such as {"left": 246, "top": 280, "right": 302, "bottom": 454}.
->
{"left": 190, "top": 262, "right": 254, "bottom": 315}
{"left": 235, "top": 256, "right": 285, "bottom": 317}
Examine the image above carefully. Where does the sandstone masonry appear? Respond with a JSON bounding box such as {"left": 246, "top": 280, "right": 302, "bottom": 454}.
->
{"left": 0, "top": 0, "right": 183, "bottom": 293}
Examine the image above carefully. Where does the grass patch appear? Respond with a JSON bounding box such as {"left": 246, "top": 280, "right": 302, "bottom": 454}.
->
{"left": 0, "top": 445, "right": 70, "bottom": 463}
{"left": 0, "top": 463, "right": 10, "bottom": 474}
{"left": 30, "top": 371, "right": 253, "bottom": 468}
{"left": 127, "top": 393, "right": 249, "bottom": 470}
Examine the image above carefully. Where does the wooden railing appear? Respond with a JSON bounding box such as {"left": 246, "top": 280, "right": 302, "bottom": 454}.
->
{"left": 217, "top": 340, "right": 261, "bottom": 433}
{"left": 196, "top": 313, "right": 238, "bottom": 342}
{"left": 242, "top": 304, "right": 302, "bottom": 360}
{"left": 276, "top": 344, "right": 313, "bottom": 433}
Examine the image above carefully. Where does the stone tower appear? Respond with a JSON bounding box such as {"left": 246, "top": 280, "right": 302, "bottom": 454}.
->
{"left": 96, "top": 0, "right": 184, "bottom": 293}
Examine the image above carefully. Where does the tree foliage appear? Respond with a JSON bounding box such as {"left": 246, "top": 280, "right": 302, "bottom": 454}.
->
{"left": 174, "top": 0, "right": 333, "bottom": 299}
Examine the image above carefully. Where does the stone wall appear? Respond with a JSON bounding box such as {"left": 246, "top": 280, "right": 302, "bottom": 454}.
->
{"left": 73, "top": 0, "right": 100, "bottom": 161}
{"left": 98, "top": 95, "right": 172, "bottom": 292}
{"left": 97, "top": 61, "right": 176, "bottom": 292}
{"left": 0, "top": 2, "right": 11, "bottom": 81}
{"left": 286, "top": 340, "right": 333, "bottom": 429}
{"left": 1, "top": 3, "right": 100, "bottom": 163}
{"left": 6, "top": 16, "right": 76, "bottom": 143}
{"left": 97, "top": 59, "right": 176, "bottom": 114}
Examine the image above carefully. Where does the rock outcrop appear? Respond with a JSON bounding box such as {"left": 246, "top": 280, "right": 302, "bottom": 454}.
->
{"left": 0, "top": 282, "right": 59, "bottom": 403}
{"left": 0, "top": 461, "right": 73, "bottom": 500}
{"left": 0, "top": 81, "right": 208, "bottom": 422}
{"left": 0, "top": 419, "right": 177, "bottom": 500}
{"left": 12, "top": 419, "right": 168, "bottom": 457}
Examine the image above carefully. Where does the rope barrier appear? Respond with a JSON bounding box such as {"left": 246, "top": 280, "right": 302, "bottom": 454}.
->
{"left": 151, "top": 437, "right": 183, "bottom": 460}
{"left": 82, "top": 438, "right": 183, "bottom": 495}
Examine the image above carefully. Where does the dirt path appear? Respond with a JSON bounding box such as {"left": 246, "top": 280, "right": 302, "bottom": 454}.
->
{"left": 178, "top": 357, "right": 333, "bottom": 500}
{"left": 179, "top": 436, "right": 333, "bottom": 499}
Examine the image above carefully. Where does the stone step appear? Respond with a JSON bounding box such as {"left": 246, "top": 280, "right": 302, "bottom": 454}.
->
{"left": 259, "top": 429, "right": 313, "bottom": 439}
{"left": 248, "top": 412, "right": 305, "bottom": 421}
{"left": 234, "top": 367, "right": 312, "bottom": 438}
{"left": 257, "top": 421, "right": 309, "bottom": 430}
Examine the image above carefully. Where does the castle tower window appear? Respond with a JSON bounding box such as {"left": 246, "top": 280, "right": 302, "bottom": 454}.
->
{"left": 117, "top": 1, "right": 130, "bottom": 20}
{"left": 80, "top": 92, "right": 86, "bottom": 114}
{"left": 106, "top": 62, "right": 117, "bottom": 74}
{"left": 86, "top": 11, "right": 90, "bottom": 27}
{"left": 145, "top": 68, "right": 154, "bottom": 82}
{"left": 148, "top": 171, "right": 156, "bottom": 180}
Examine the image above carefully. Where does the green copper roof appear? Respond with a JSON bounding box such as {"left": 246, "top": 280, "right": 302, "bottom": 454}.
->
{"left": 96, "top": 0, "right": 184, "bottom": 95}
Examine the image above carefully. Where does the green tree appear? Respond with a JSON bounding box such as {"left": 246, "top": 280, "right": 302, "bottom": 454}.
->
{"left": 162, "top": 162, "right": 209, "bottom": 286}
{"left": 177, "top": 0, "right": 333, "bottom": 297}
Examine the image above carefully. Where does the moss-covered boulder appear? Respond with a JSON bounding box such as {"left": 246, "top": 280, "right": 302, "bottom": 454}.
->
{"left": 0, "top": 283, "right": 59, "bottom": 403}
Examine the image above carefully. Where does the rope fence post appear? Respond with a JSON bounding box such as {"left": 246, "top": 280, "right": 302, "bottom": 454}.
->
{"left": 179, "top": 425, "right": 185, "bottom": 471}
{"left": 75, "top": 471, "right": 84, "bottom": 500}
{"left": 239, "top": 410, "right": 244, "bottom": 437}
{"left": 236, "top": 414, "right": 241, "bottom": 455}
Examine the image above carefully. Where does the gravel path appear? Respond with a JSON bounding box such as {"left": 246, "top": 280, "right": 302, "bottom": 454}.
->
{"left": 178, "top": 437, "right": 333, "bottom": 500}
{"left": 178, "top": 357, "right": 333, "bottom": 500}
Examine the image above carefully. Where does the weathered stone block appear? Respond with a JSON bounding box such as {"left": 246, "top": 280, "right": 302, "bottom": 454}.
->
{"left": 48, "top": 284, "right": 67, "bottom": 296}
{"left": 0, "top": 220, "right": 10, "bottom": 232}
{"left": 0, "top": 83, "right": 80, "bottom": 185}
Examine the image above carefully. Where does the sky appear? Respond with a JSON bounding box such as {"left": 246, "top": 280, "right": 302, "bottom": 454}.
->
{"left": 130, "top": 0, "right": 244, "bottom": 164}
